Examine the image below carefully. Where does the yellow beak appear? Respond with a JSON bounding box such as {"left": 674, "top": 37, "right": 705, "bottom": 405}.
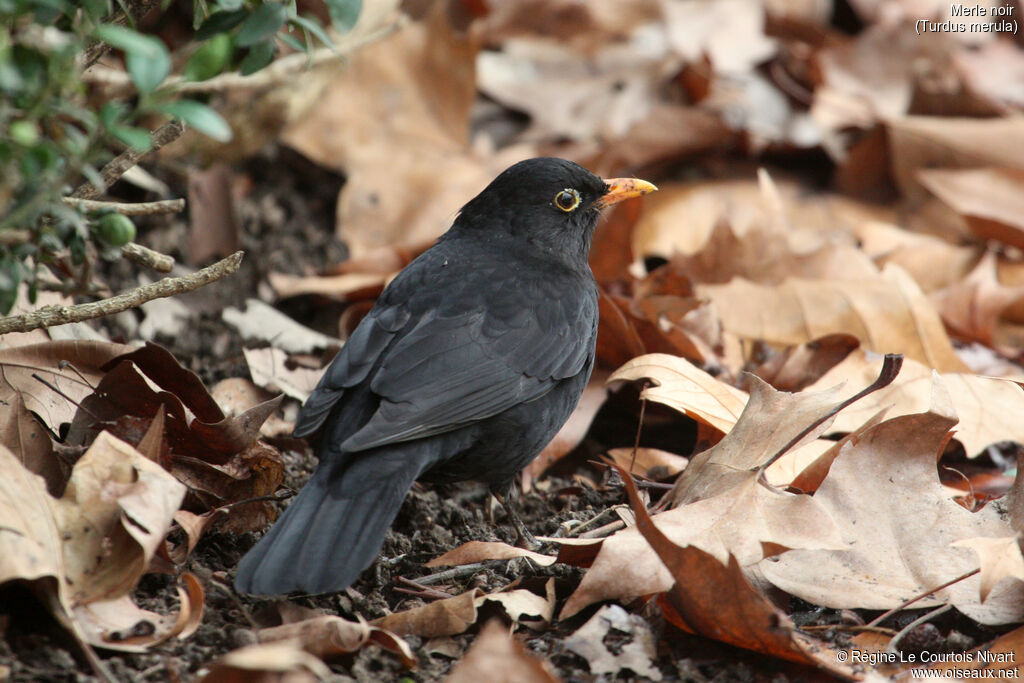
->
{"left": 594, "top": 178, "right": 658, "bottom": 209}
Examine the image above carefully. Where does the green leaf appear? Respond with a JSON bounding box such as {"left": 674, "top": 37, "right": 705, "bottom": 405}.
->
{"left": 0, "top": 257, "right": 20, "bottom": 315}
{"left": 127, "top": 49, "right": 170, "bottom": 93}
{"left": 195, "top": 9, "right": 247, "bottom": 40}
{"left": 94, "top": 24, "right": 161, "bottom": 58}
{"left": 288, "top": 14, "right": 334, "bottom": 51}
{"left": 236, "top": 2, "right": 286, "bottom": 47}
{"left": 276, "top": 31, "right": 304, "bottom": 52}
{"left": 215, "top": 0, "right": 243, "bottom": 10}
{"left": 108, "top": 123, "right": 152, "bottom": 151}
{"left": 325, "top": 0, "right": 360, "bottom": 32}
{"left": 183, "top": 32, "right": 233, "bottom": 81}
{"left": 239, "top": 38, "right": 274, "bottom": 75}
{"left": 95, "top": 25, "right": 170, "bottom": 93}
{"left": 159, "top": 99, "right": 232, "bottom": 141}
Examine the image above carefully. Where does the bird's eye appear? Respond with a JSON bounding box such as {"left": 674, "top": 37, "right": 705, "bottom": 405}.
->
{"left": 554, "top": 189, "right": 581, "bottom": 212}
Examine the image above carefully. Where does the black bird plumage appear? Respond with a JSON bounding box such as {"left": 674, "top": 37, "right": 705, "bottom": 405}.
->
{"left": 234, "top": 157, "right": 655, "bottom": 595}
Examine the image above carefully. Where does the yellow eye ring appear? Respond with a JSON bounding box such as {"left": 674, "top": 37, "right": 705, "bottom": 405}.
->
{"left": 554, "top": 189, "right": 581, "bottom": 212}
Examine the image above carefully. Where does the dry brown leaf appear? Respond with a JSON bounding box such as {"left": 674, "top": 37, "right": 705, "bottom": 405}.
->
{"left": 258, "top": 615, "right": 414, "bottom": 666}
{"left": 932, "top": 250, "right": 1024, "bottom": 345}
{"left": 427, "top": 541, "right": 556, "bottom": 568}
{"left": 267, "top": 270, "right": 389, "bottom": 302}
{"left": 560, "top": 371, "right": 897, "bottom": 618}
{"left": 559, "top": 466, "right": 844, "bottom": 619}
{"left": 888, "top": 116, "right": 1024, "bottom": 198}
{"left": 919, "top": 167, "right": 1024, "bottom": 250}
{"left": 806, "top": 348, "right": 1024, "bottom": 457}
{"left": 853, "top": 220, "right": 981, "bottom": 293}
{"left": 759, "top": 377, "right": 1024, "bottom": 625}
{"left": 916, "top": 624, "right": 1024, "bottom": 677}
{"left": 0, "top": 340, "right": 133, "bottom": 433}
{"left": 243, "top": 347, "right": 322, "bottom": 402}
{"left": 698, "top": 264, "right": 969, "bottom": 372}
{"left": 631, "top": 178, "right": 894, "bottom": 262}
{"left": 0, "top": 443, "right": 65, "bottom": 588}
{"left": 199, "top": 640, "right": 330, "bottom": 683}
{"left": 373, "top": 589, "right": 482, "bottom": 638}
{"left": 374, "top": 582, "right": 556, "bottom": 638}
{"left": 952, "top": 537, "right": 1024, "bottom": 602}
{"left": 0, "top": 392, "right": 63, "bottom": 495}
{"left": 223, "top": 299, "right": 341, "bottom": 354}
{"left": 604, "top": 447, "right": 688, "bottom": 481}
{"left": 477, "top": 34, "right": 677, "bottom": 142}
{"left": 752, "top": 334, "right": 860, "bottom": 392}
{"left": 563, "top": 605, "right": 661, "bottom": 681}
{"left": 281, "top": 5, "right": 534, "bottom": 256}
{"left": 671, "top": 375, "right": 847, "bottom": 504}
{"left": 608, "top": 353, "right": 747, "bottom": 434}
{"left": 445, "top": 619, "right": 559, "bottom": 683}
{"left": 74, "top": 572, "right": 205, "bottom": 651}
{"left": 616, "top": 464, "right": 856, "bottom": 678}
{"left": 54, "top": 431, "right": 186, "bottom": 606}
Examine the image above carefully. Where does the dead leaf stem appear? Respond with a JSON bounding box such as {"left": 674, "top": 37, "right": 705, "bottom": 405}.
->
{"left": 0, "top": 251, "right": 243, "bottom": 335}
{"left": 755, "top": 353, "right": 904, "bottom": 485}
{"left": 865, "top": 568, "right": 980, "bottom": 629}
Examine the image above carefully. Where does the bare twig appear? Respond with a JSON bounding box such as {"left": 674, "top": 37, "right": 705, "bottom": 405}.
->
{"left": 866, "top": 568, "right": 979, "bottom": 629}
{"left": 0, "top": 251, "right": 243, "bottom": 335}
{"left": 81, "top": 0, "right": 162, "bottom": 69}
{"left": 0, "top": 230, "right": 31, "bottom": 246}
{"left": 408, "top": 562, "right": 490, "bottom": 586}
{"left": 71, "top": 120, "right": 186, "bottom": 200}
{"left": 755, "top": 353, "right": 903, "bottom": 486}
{"left": 62, "top": 197, "right": 185, "bottom": 216}
{"left": 121, "top": 242, "right": 175, "bottom": 273}
{"left": 83, "top": 17, "right": 407, "bottom": 94}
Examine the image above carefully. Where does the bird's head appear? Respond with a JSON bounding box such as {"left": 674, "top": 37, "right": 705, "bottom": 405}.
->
{"left": 455, "top": 157, "right": 657, "bottom": 263}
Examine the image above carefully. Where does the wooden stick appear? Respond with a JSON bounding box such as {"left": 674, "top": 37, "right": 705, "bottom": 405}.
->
{"left": 0, "top": 251, "right": 243, "bottom": 335}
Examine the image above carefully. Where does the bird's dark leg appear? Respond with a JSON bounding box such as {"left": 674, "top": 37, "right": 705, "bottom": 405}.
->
{"left": 489, "top": 481, "right": 540, "bottom": 550}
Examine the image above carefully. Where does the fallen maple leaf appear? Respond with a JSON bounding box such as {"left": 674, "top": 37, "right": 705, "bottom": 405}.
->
{"left": 615, "top": 463, "right": 857, "bottom": 679}
{"left": 698, "top": 264, "right": 969, "bottom": 372}
{"left": 806, "top": 348, "right": 1024, "bottom": 457}
{"left": 759, "top": 377, "right": 1024, "bottom": 625}
{"left": 445, "top": 619, "right": 559, "bottom": 683}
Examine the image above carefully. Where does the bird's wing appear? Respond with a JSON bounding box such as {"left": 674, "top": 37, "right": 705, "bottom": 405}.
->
{"left": 339, "top": 268, "right": 597, "bottom": 452}
{"left": 292, "top": 303, "right": 410, "bottom": 438}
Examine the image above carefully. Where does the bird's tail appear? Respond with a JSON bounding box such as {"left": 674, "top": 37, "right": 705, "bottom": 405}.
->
{"left": 234, "top": 448, "right": 427, "bottom": 595}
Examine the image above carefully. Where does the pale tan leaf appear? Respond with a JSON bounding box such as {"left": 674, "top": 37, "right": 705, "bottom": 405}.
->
{"left": 952, "top": 537, "right": 1024, "bottom": 602}
{"left": 807, "top": 348, "right": 1024, "bottom": 457}
{"left": 200, "top": 641, "right": 330, "bottom": 683}
{"left": 698, "top": 264, "right": 969, "bottom": 372}
{"left": 760, "top": 378, "right": 1024, "bottom": 625}
{"left": 608, "top": 353, "right": 747, "bottom": 434}
{"left": 427, "top": 541, "right": 556, "bottom": 568}
{"left": 919, "top": 167, "right": 1024, "bottom": 250}
{"left": 53, "top": 431, "right": 186, "bottom": 606}
{"left": 0, "top": 340, "right": 133, "bottom": 433}
{"left": 932, "top": 250, "right": 1024, "bottom": 345}
{"left": 445, "top": 620, "right": 559, "bottom": 683}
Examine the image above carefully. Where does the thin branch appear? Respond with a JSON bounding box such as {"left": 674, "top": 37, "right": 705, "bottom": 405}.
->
{"left": 0, "top": 230, "right": 31, "bottom": 246}
{"left": 83, "top": 17, "right": 407, "bottom": 94}
{"left": 62, "top": 197, "right": 186, "bottom": 216}
{"left": 755, "top": 353, "right": 903, "bottom": 485}
{"left": 0, "top": 251, "right": 243, "bottom": 335}
{"left": 81, "top": 0, "right": 162, "bottom": 70}
{"left": 866, "top": 568, "right": 979, "bottom": 629}
{"left": 71, "top": 120, "right": 186, "bottom": 200}
{"left": 121, "top": 242, "right": 175, "bottom": 273}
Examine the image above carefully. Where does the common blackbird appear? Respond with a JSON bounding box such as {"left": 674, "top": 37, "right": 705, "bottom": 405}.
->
{"left": 235, "top": 157, "right": 656, "bottom": 595}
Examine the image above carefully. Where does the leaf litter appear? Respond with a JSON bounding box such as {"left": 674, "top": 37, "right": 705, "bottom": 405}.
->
{"left": 10, "top": 1, "right": 1024, "bottom": 681}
